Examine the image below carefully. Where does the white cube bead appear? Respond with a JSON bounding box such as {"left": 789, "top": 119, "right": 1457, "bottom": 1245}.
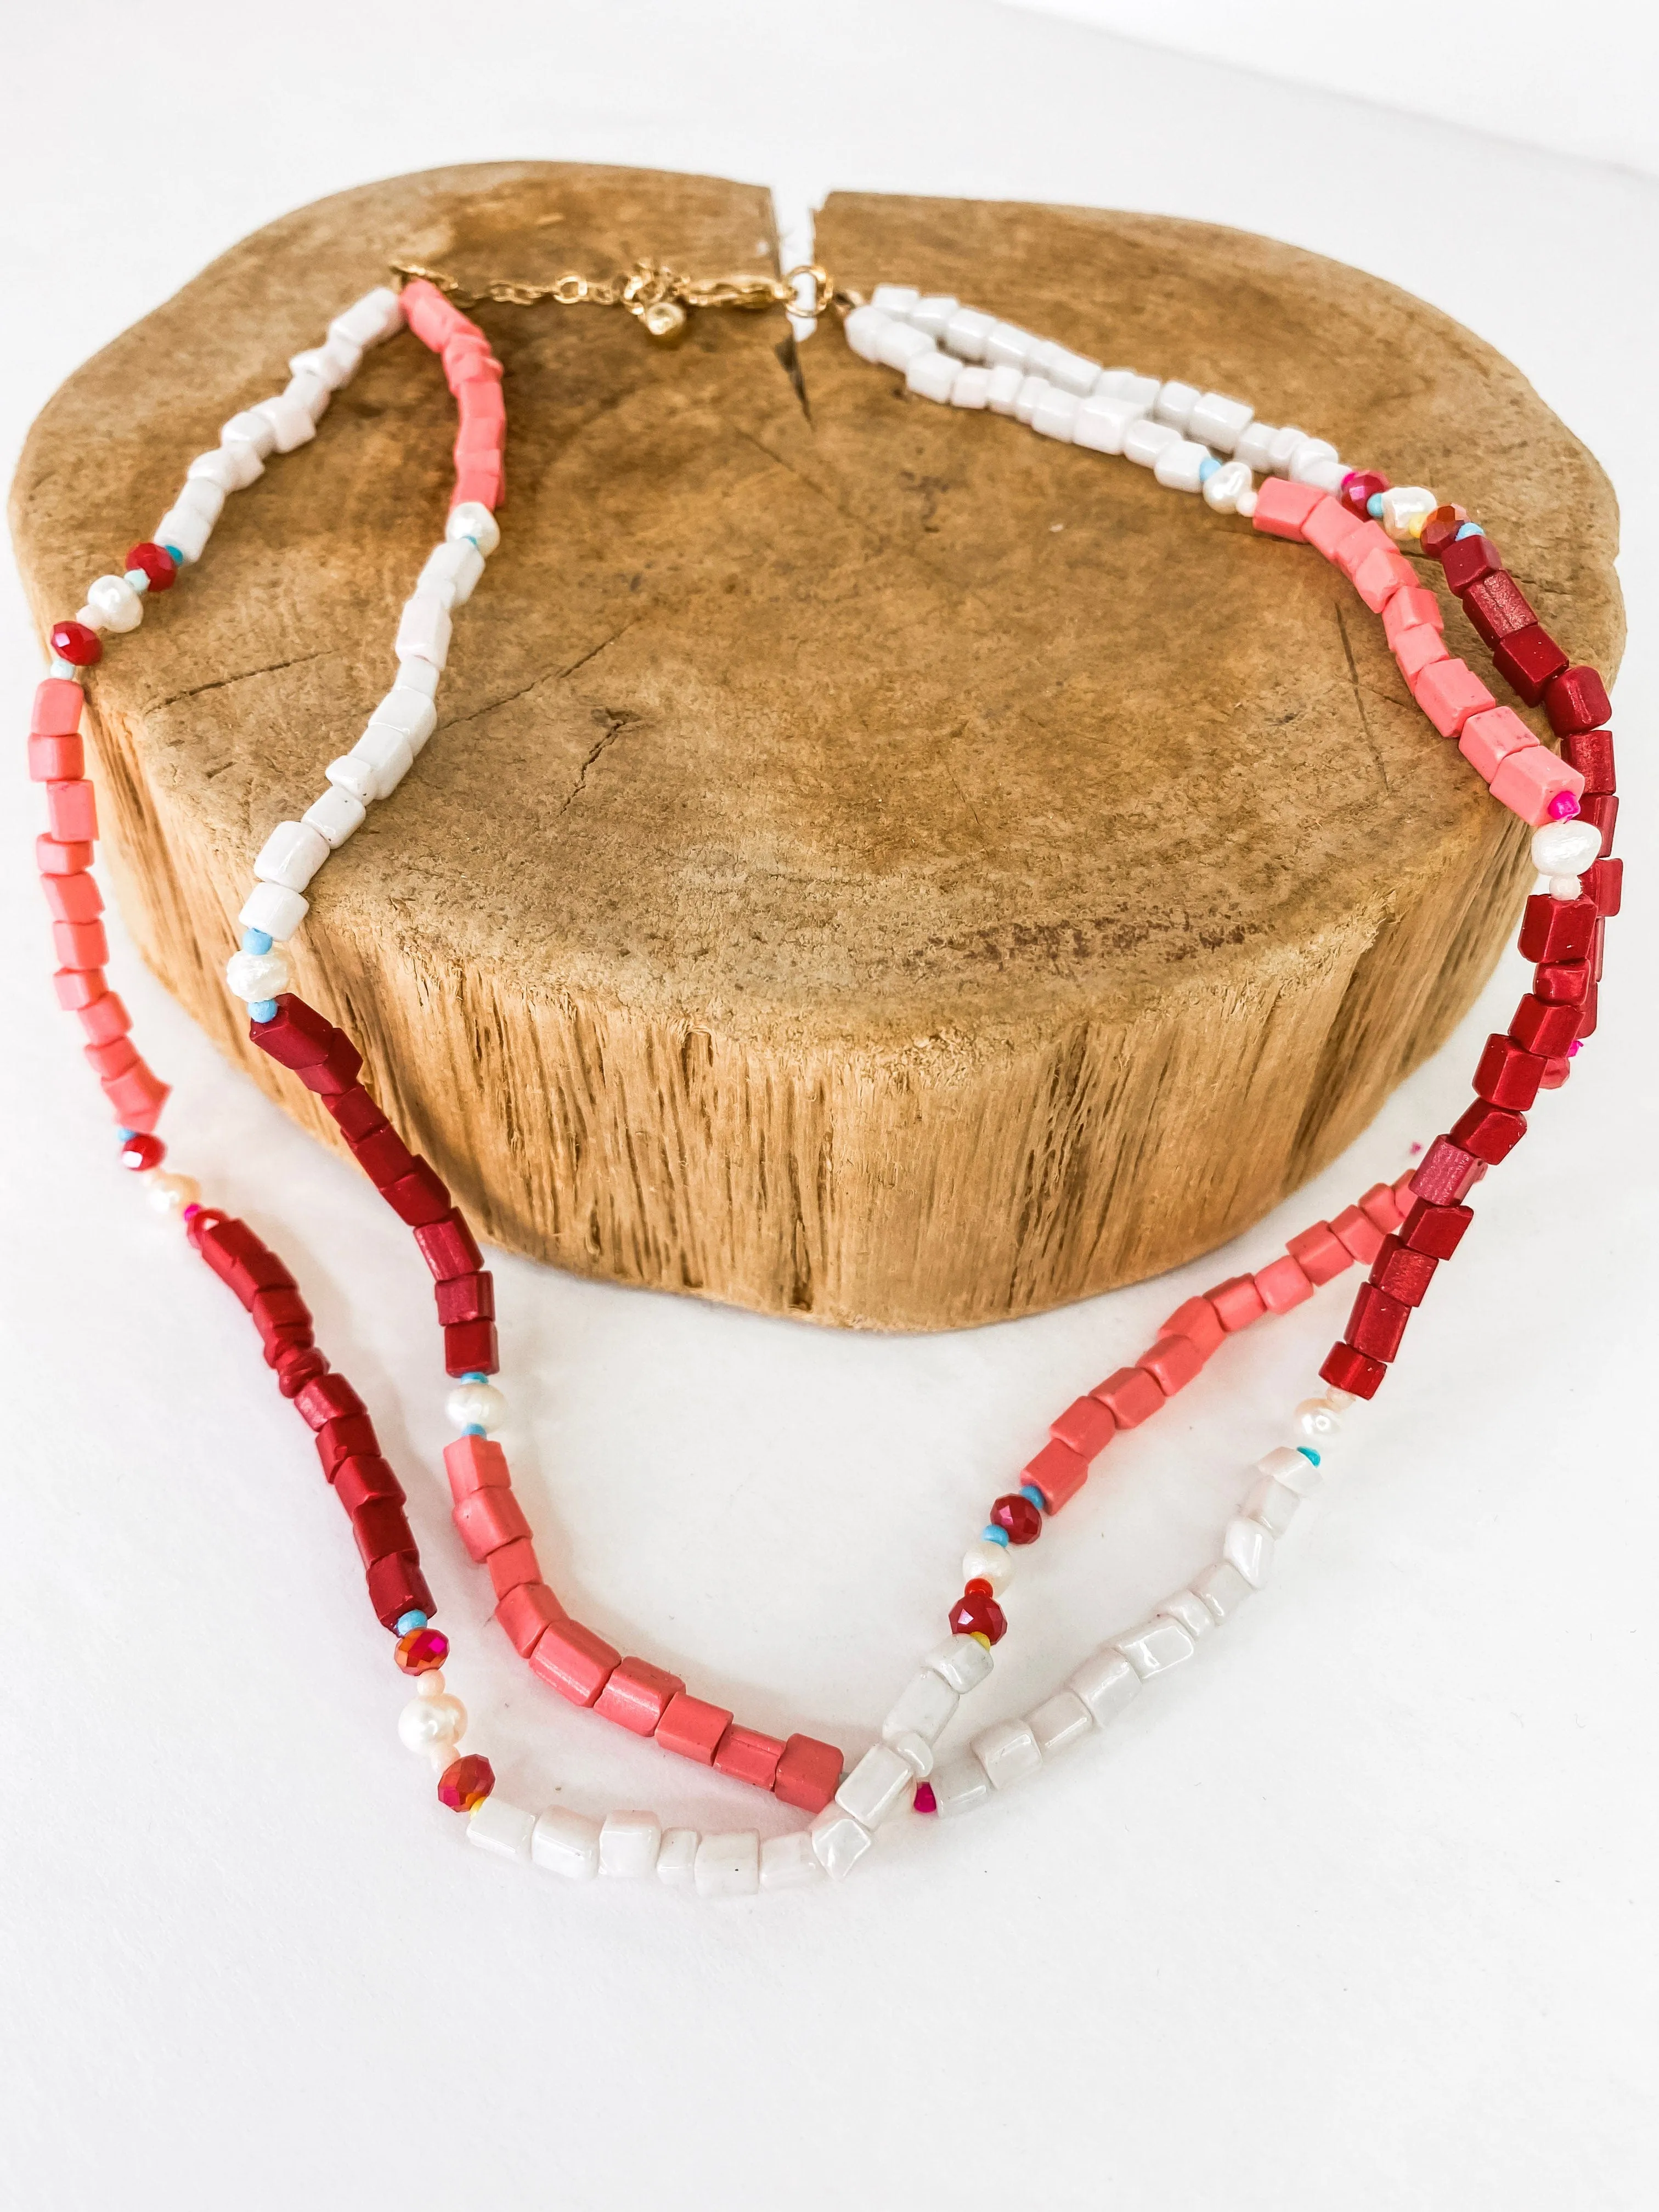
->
{"left": 1288, "top": 437, "right": 1339, "bottom": 484}
{"left": 843, "top": 304, "right": 890, "bottom": 363}
{"left": 1234, "top": 420, "right": 1280, "bottom": 471}
{"left": 1154, "top": 379, "right": 1202, "bottom": 431}
{"left": 985, "top": 321, "right": 1038, "bottom": 370}
{"left": 928, "top": 1635, "right": 994, "bottom": 1694}
{"left": 1188, "top": 392, "right": 1253, "bottom": 453}
{"left": 870, "top": 283, "right": 921, "bottom": 317}
{"left": 1028, "top": 1689, "right": 1093, "bottom": 1759}
{"left": 1032, "top": 388, "right": 1081, "bottom": 442}
{"left": 598, "top": 1809, "right": 661, "bottom": 1877}
{"left": 656, "top": 1828, "right": 698, "bottom": 1887}
{"left": 1114, "top": 1616, "right": 1197, "bottom": 1678}
{"left": 289, "top": 335, "right": 363, "bottom": 390}
{"left": 875, "top": 322, "right": 934, "bottom": 373}
{"left": 394, "top": 657, "right": 442, "bottom": 699}
{"left": 1068, "top": 1646, "right": 1142, "bottom": 1725}
{"left": 1045, "top": 346, "right": 1102, "bottom": 396}
{"left": 221, "top": 407, "right": 278, "bottom": 458}
{"left": 238, "top": 881, "right": 308, "bottom": 941}
{"left": 176, "top": 476, "right": 226, "bottom": 525}
{"left": 1124, "top": 417, "right": 1181, "bottom": 468}
{"left": 368, "top": 687, "right": 439, "bottom": 752}
{"left": 836, "top": 1743, "right": 915, "bottom": 1829}
{"left": 810, "top": 1804, "right": 874, "bottom": 1881}
{"left": 985, "top": 363, "right": 1024, "bottom": 415}
{"left": 1266, "top": 424, "right": 1310, "bottom": 472}
{"left": 395, "top": 594, "right": 453, "bottom": 669}
{"left": 1203, "top": 459, "right": 1254, "bottom": 514}
{"left": 887, "top": 1730, "right": 934, "bottom": 1779}
{"left": 760, "top": 1831, "right": 823, "bottom": 1889}
{"left": 951, "top": 365, "right": 992, "bottom": 410}
{"left": 189, "top": 443, "right": 263, "bottom": 492}
{"left": 1153, "top": 438, "right": 1210, "bottom": 492}
{"left": 970, "top": 1717, "right": 1042, "bottom": 1790}
{"left": 1157, "top": 1588, "right": 1216, "bottom": 1639}
{"left": 906, "top": 348, "right": 961, "bottom": 403}
{"left": 325, "top": 754, "right": 375, "bottom": 805}
{"left": 349, "top": 727, "right": 415, "bottom": 799}
{"left": 1193, "top": 1560, "right": 1252, "bottom": 1622}
{"left": 252, "top": 392, "right": 317, "bottom": 453}
{"left": 883, "top": 1667, "right": 958, "bottom": 1748}
{"left": 329, "top": 286, "right": 405, "bottom": 350}
{"left": 1224, "top": 1515, "right": 1276, "bottom": 1588}
{"left": 1096, "top": 369, "right": 1161, "bottom": 409}
{"left": 1073, "top": 392, "right": 1146, "bottom": 455}
{"left": 909, "top": 294, "right": 959, "bottom": 338}
{"left": 86, "top": 573, "right": 143, "bottom": 631}
{"left": 285, "top": 372, "right": 332, "bottom": 425}
{"left": 418, "top": 538, "right": 486, "bottom": 608}
{"left": 694, "top": 1831, "right": 759, "bottom": 1898}
{"left": 930, "top": 1751, "right": 992, "bottom": 1818}
{"left": 1302, "top": 458, "right": 1347, "bottom": 494}
{"left": 943, "top": 306, "right": 998, "bottom": 360}
{"left": 467, "top": 1794, "right": 535, "bottom": 1861}
{"left": 531, "top": 1806, "right": 601, "bottom": 1880}
{"left": 1259, "top": 1443, "right": 1322, "bottom": 1498}
{"left": 253, "top": 819, "right": 330, "bottom": 893}
{"left": 1013, "top": 374, "right": 1049, "bottom": 426}
{"left": 1245, "top": 1474, "right": 1301, "bottom": 1538}
{"left": 155, "top": 506, "right": 212, "bottom": 562}
{"left": 302, "top": 785, "right": 366, "bottom": 850}
{"left": 446, "top": 501, "right": 499, "bottom": 554}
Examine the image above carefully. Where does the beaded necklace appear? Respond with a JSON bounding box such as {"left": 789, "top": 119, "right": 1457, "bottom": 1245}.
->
{"left": 27, "top": 255, "right": 1621, "bottom": 1897}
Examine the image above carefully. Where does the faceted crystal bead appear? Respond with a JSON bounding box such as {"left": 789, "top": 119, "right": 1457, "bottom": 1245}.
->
{"left": 990, "top": 1492, "right": 1042, "bottom": 1545}
{"left": 1419, "top": 505, "right": 1469, "bottom": 561}
{"left": 396, "top": 1626, "right": 450, "bottom": 1674}
{"left": 1339, "top": 469, "right": 1387, "bottom": 520}
{"left": 49, "top": 620, "right": 101, "bottom": 666}
{"left": 437, "top": 1753, "right": 494, "bottom": 1812}
{"left": 948, "top": 1589, "right": 1007, "bottom": 1644}
{"left": 119, "top": 1133, "right": 165, "bottom": 1171}
{"left": 125, "top": 541, "right": 178, "bottom": 590}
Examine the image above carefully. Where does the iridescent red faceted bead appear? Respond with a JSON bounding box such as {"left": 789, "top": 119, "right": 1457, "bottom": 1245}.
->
{"left": 125, "top": 541, "right": 178, "bottom": 591}
{"left": 396, "top": 1626, "right": 449, "bottom": 1674}
{"left": 119, "top": 1132, "right": 165, "bottom": 1171}
{"left": 437, "top": 1753, "right": 494, "bottom": 1812}
{"left": 1339, "top": 469, "right": 1388, "bottom": 520}
{"left": 990, "top": 1493, "right": 1042, "bottom": 1545}
{"left": 949, "top": 1589, "right": 1007, "bottom": 1644}
{"left": 49, "top": 619, "right": 101, "bottom": 666}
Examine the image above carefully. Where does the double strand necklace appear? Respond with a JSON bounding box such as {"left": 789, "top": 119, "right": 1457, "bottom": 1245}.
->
{"left": 27, "top": 256, "right": 1620, "bottom": 1897}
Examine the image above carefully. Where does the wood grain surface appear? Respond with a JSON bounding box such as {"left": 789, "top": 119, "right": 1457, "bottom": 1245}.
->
{"left": 9, "top": 161, "right": 1622, "bottom": 1329}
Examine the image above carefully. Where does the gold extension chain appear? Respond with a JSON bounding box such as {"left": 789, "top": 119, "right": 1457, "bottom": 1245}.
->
{"left": 387, "top": 256, "right": 848, "bottom": 345}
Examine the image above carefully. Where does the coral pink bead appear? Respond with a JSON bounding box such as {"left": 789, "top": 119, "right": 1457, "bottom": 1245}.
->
{"left": 119, "top": 1132, "right": 165, "bottom": 1171}
{"left": 125, "top": 541, "right": 178, "bottom": 591}
{"left": 775, "top": 1734, "right": 845, "bottom": 1813}
{"left": 991, "top": 1493, "right": 1042, "bottom": 1544}
{"left": 437, "top": 1754, "right": 494, "bottom": 1812}
{"left": 1251, "top": 477, "right": 1323, "bottom": 540}
{"left": 396, "top": 1627, "right": 449, "bottom": 1674}
{"left": 1255, "top": 1253, "right": 1314, "bottom": 1313}
{"left": 949, "top": 1589, "right": 1007, "bottom": 1644}
{"left": 49, "top": 619, "right": 101, "bottom": 666}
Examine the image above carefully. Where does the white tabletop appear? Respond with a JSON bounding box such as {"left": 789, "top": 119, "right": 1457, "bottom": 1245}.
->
{"left": 2, "top": 4, "right": 1652, "bottom": 2205}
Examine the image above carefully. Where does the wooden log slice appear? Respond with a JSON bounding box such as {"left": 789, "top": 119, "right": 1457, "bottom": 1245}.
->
{"left": 9, "top": 162, "right": 1622, "bottom": 1330}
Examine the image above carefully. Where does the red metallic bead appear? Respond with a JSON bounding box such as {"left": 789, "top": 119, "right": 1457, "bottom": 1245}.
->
{"left": 990, "top": 1493, "right": 1043, "bottom": 1545}
{"left": 1440, "top": 534, "right": 1503, "bottom": 594}
{"left": 1517, "top": 893, "right": 1597, "bottom": 964}
{"left": 275, "top": 1345, "right": 328, "bottom": 1397}
{"left": 1561, "top": 729, "right": 1615, "bottom": 793}
{"left": 949, "top": 1589, "right": 1007, "bottom": 1644}
{"left": 1319, "top": 1340, "right": 1387, "bottom": 1399}
{"left": 1398, "top": 1198, "right": 1473, "bottom": 1260}
{"left": 1493, "top": 625, "right": 1568, "bottom": 706}
{"left": 437, "top": 1753, "right": 495, "bottom": 1812}
{"left": 49, "top": 619, "right": 101, "bottom": 666}
{"left": 1538, "top": 1055, "right": 1572, "bottom": 1090}
{"left": 1339, "top": 469, "right": 1389, "bottom": 520}
{"left": 1472, "top": 1032, "right": 1547, "bottom": 1112}
{"left": 366, "top": 1550, "right": 435, "bottom": 1632}
{"left": 125, "top": 541, "right": 178, "bottom": 591}
{"left": 1576, "top": 792, "right": 1618, "bottom": 856}
{"left": 1410, "top": 1136, "right": 1485, "bottom": 1207}
{"left": 1346, "top": 1281, "right": 1411, "bottom": 1363}
{"left": 1418, "top": 505, "right": 1468, "bottom": 561}
{"left": 1583, "top": 857, "right": 1622, "bottom": 918}
{"left": 413, "top": 1209, "right": 484, "bottom": 1282}
{"left": 1542, "top": 665, "right": 1611, "bottom": 736}
{"left": 1369, "top": 1234, "right": 1437, "bottom": 1308}
{"left": 1449, "top": 1098, "right": 1527, "bottom": 1165}
{"left": 119, "top": 1132, "right": 165, "bottom": 1171}
{"left": 1532, "top": 958, "right": 1590, "bottom": 1005}
{"left": 325, "top": 1084, "right": 388, "bottom": 1142}
{"left": 1462, "top": 572, "right": 1537, "bottom": 648}
{"left": 1510, "top": 994, "right": 1580, "bottom": 1057}
{"left": 395, "top": 1626, "right": 449, "bottom": 1674}
{"left": 436, "top": 1271, "right": 494, "bottom": 1325}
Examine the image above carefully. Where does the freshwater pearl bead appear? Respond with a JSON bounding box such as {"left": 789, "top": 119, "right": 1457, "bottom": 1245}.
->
{"left": 1291, "top": 1397, "right": 1342, "bottom": 1447}
{"left": 446, "top": 501, "right": 500, "bottom": 555}
{"left": 145, "top": 1170, "right": 201, "bottom": 1217}
{"left": 416, "top": 1669, "right": 448, "bottom": 1698}
{"left": 1531, "top": 819, "right": 1603, "bottom": 876}
{"left": 1547, "top": 874, "right": 1583, "bottom": 900}
{"left": 962, "top": 1538, "right": 1014, "bottom": 1593}
{"left": 224, "top": 949, "right": 291, "bottom": 1002}
{"left": 1380, "top": 486, "right": 1437, "bottom": 539}
{"left": 85, "top": 574, "right": 144, "bottom": 631}
{"left": 398, "top": 1692, "right": 466, "bottom": 1751}
{"left": 447, "top": 1380, "right": 506, "bottom": 1432}
{"left": 1203, "top": 459, "right": 1253, "bottom": 513}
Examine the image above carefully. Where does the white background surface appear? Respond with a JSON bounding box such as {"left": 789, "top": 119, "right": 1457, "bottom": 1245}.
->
{"left": 2, "top": 5, "right": 1654, "bottom": 2207}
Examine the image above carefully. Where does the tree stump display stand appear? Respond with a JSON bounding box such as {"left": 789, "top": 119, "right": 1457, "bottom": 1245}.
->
{"left": 10, "top": 162, "right": 1622, "bottom": 1330}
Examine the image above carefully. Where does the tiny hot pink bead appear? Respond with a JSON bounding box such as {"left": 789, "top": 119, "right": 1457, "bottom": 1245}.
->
{"left": 1548, "top": 791, "right": 1581, "bottom": 820}
{"left": 913, "top": 1781, "right": 938, "bottom": 1815}
{"left": 1568, "top": 1039, "right": 1583, "bottom": 1056}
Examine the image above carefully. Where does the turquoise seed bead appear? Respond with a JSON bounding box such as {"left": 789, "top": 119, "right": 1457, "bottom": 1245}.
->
{"left": 161, "top": 543, "right": 187, "bottom": 566}
{"left": 48, "top": 657, "right": 78, "bottom": 681}
{"left": 462, "top": 1424, "right": 486, "bottom": 1438}
{"left": 1367, "top": 494, "right": 1384, "bottom": 517}
{"left": 1018, "top": 1482, "right": 1046, "bottom": 1512}
{"left": 249, "top": 998, "right": 278, "bottom": 1022}
{"left": 394, "top": 1609, "right": 429, "bottom": 1634}
{"left": 1198, "top": 458, "right": 1220, "bottom": 483}
{"left": 1455, "top": 521, "right": 1484, "bottom": 539}
{"left": 981, "top": 1524, "right": 1010, "bottom": 1547}
{"left": 1296, "top": 1446, "right": 1321, "bottom": 1465}
{"left": 242, "top": 928, "right": 273, "bottom": 955}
